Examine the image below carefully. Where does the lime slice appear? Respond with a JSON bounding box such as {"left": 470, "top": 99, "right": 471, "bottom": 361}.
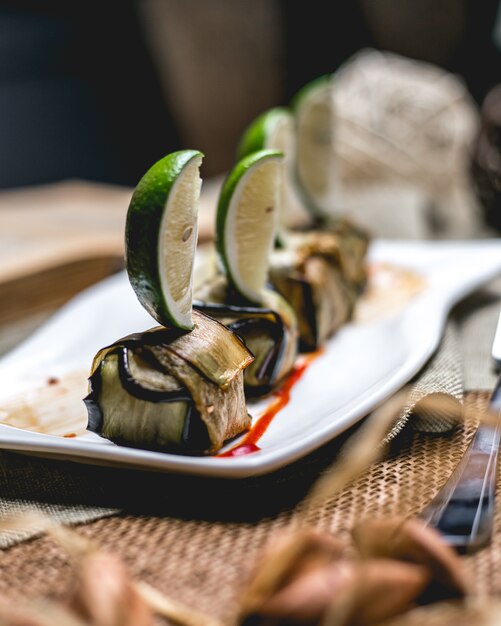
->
{"left": 292, "top": 74, "right": 337, "bottom": 217}
{"left": 125, "top": 150, "right": 203, "bottom": 330}
{"left": 237, "top": 107, "right": 292, "bottom": 160}
{"left": 237, "top": 107, "right": 307, "bottom": 233}
{"left": 216, "top": 149, "right": 284, "bottom": 303}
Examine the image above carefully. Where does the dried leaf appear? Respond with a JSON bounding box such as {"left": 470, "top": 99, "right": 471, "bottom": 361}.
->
{"left": 68, "top": 551, "right": 153, "bottom": 626}
{"left": 351, "top": 516, "right": 468, "bottom": 598}
{"left": 137, "top": 583, "right": 223, "bottom": 626}
{"left": 238, "top": 529, "right": 345, "bottom": 620}
{"left": 239, "top": 557, "right": 430, "bottom": 626}
{"left": 249, "top": 559, "right": 357, "bottom": 624}
{"left": 322, "top": 559, "right": 431, "bottom": 626}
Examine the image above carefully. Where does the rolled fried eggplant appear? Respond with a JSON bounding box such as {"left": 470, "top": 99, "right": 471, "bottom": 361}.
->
{"left": 269, "top": 221, "right": 369, "bottom": 351}
{"left": 194, "top": 278, "right": 298, "bottom": 397}
{"left": 84, "top": 310, "right": 254, "bottom": 454}
{"left": 323, "top": 217, "right": 370, "bottom": 292}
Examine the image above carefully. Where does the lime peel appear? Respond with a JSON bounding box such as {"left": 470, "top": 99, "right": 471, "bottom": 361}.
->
{"left": 236, "top": 107, "right": 291, "bottom": 160}
{"left": 292, "top": 74, "right": 337, "bottom": 217}
{"left": 216, "top": 149, "right": 284, "bottom": 304}
{"left": 125, "top": 149, "right": 203, "bottom": 330}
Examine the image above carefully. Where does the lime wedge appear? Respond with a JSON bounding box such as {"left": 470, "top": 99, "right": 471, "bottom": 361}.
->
{"left": 237, "top": 107, "right": 306, "bottom": 233}
{"left": 237, "top": 107, "right": 292, "bottom": 160}
{"left": 216, "top": 149, "right": 284, "bottom": 304}
{"left": 292, "top": 74, "right": 337, "bottom": 217}
{"left": 125, "top": 150, "right": 203, "bottom": 330}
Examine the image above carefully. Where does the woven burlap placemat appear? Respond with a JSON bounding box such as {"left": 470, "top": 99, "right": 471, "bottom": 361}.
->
{"left": 0, "top": 392, "right": 494, "bottom": 625}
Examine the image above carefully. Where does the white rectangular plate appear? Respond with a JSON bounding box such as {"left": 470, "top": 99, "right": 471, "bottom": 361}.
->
{"left": 0, "top": 239, "right": 500, "bottom": 478}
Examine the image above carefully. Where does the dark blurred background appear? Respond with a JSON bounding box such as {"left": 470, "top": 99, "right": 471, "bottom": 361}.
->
{"left": 1, "top": 0, "right": 500, "bottom": 188}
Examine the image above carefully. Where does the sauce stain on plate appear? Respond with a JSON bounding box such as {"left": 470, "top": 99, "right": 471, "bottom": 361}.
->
{"left": 0, "top": 370, "right": 89, "bottom": 437}
{"left": 355, "top": 262, "right": 426, "bottom": 323}
{"left": 218, "top": 350, "right": 323, "bottom": 457}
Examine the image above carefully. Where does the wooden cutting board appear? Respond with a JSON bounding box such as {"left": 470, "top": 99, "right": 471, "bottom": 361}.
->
{"left": 0, "top": 178, "right": 221, "bottom": 325}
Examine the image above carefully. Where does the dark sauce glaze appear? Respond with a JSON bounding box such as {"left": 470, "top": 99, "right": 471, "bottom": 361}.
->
{"left": 218, "top": 349, "right": 323, "bottom": 457}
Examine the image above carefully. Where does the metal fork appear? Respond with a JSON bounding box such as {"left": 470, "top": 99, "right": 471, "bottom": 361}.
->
{"left": 419, "top": 311, "right": 501, "bottom": 553}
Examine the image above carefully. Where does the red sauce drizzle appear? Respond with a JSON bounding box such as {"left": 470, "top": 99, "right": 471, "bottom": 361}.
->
{"left": 64, "top": 433, "right": 77, "bottom": 438}
{"left": 219, "top": 443, "right": 260, "bottom": 457}
{"left": 47, "top": 377, "right": 59, "bottom": 386}
{"left": 218, "top": 349, "right": 323, "bottom": 457}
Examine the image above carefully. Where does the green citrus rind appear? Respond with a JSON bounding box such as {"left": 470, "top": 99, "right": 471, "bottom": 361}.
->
{"left": 291, "top": 74, "right": 336, "bottom": 218}
{"left": 216, "top": 149, "right": 284, "bottom": 303}
{"left": 125, "top": 149, "right": 203, "bottom": 330}
{"left": 236, "top": 107, "right": 291, "bottom": 160}
{"left": 290, "top": 73, "right": 331, "bottom": 113}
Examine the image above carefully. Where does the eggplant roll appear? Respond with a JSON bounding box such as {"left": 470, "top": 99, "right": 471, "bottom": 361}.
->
{"left": 84, "top": 310, "right": 254, "bottom": 454}
{"left": 269, "top": 222, "right": 369, "bottom": 351}
{"left": 324, "top": 217, "right": 370, "bottom": 292}
{"left": 194, "top": 278, "right": 298, "bottom": 396}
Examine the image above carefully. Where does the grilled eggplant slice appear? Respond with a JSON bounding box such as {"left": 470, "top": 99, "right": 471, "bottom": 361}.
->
{"left": 85, "top": 309, "right": 254, "bottom": 454}
{"left": 194, "top": 278, "right": 298, "bottom": 396}
{"left": 269, "top": 221, "right": 369, "bottom": 351}
{"left": 323, "top": 217, "right": 370, "bottom": 292}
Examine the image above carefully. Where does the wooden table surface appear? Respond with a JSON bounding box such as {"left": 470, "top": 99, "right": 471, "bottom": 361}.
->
{"left": 0, "top": 178, "right": 221, "bottom": 336}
